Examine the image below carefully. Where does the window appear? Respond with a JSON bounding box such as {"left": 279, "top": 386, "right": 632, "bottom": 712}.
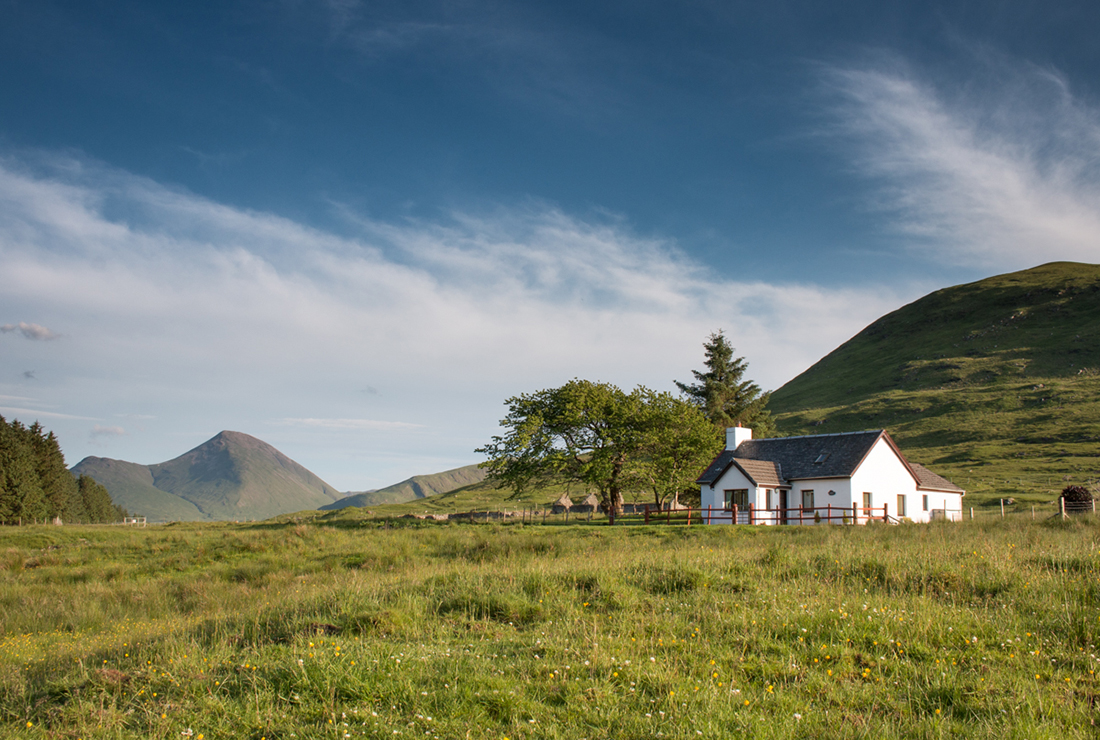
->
{"left": 723, "top": 489, "right": 748, "bottom": 511}
{"left": 801, "top": 489, "right": 815, "bottom": 511}
{"left": 765, "top": 489, "right": 773, "bottom": 510}
{"left": 862, "top": 492, "right": 872, "bottom": 515}
{"left": 922, "top": 494, "right": 929, "bottom": 512}
{"left": 897, "top": 494, "right": 907, "bottom": 518}
{"left": 814, "top": 453, "right": 829, "bottom": 464}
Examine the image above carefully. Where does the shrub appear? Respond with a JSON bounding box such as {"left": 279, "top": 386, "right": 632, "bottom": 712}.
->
{"left": 1060, "top": 485, "right": 1092, "bottom": 503}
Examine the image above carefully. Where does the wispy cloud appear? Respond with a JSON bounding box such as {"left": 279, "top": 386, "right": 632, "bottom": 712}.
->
{"left": 823, "top": 53, "right": 1100, "bottom": 268}
{"left": 278, "top": 418, "right": 423, "bottom": 431}
{"left": 1, "top": 321, "right": 60, "bottom": 340}
{"left": 0, "top": 406, "right": 96, "bottom": 421}
{"left": 90, "top": 424, "right": 125, "bottom": 438}
{"left": 309, "top": 1, "right": 629, "bottom": 121}
{"left": 0, "top": 153, "right": 904, "bottom": 393}
{"left": 0, "top": 150, "right": 910, "bottom": 487}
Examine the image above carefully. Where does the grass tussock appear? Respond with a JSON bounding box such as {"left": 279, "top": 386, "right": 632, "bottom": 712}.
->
{"left": 0, "top": 516, "right": 1098, "bottom": 738}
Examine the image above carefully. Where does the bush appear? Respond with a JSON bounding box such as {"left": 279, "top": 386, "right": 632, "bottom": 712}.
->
{"left": 1060, "top": 485, "right": 1093, "bottom": 503}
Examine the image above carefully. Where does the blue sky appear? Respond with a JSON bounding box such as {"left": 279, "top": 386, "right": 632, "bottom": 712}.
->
{"left": 2, "top": 0, "right": 1100, "bottom": 492}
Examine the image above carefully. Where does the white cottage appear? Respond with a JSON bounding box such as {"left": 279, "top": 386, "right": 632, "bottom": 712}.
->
{"left": 696, "top": 427, "right": 964, "bottom": 525}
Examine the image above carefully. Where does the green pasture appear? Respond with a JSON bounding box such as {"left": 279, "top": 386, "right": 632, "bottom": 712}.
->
{"left": 1, "top": 516, "right": 1099, "bottom": 739}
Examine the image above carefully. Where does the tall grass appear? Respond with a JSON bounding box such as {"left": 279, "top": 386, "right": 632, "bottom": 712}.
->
{"left": 1, "top": 517, "right": 1098, "bottom": 738}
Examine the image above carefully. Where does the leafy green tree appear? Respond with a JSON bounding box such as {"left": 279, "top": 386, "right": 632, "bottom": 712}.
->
{"left": 478, "top": 380, "right": 724, "bottom": 515}
{"left": 477, "top": 380, "right": 647, "bottom": 514}
{"left": 676, "top": 330, "right": 776, "bottom": 437}
{"left": 628, "top": 390, "right": 723, "bottom": 509}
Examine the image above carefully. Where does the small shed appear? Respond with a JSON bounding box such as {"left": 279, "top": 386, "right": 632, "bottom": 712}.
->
{"left": 551, "top": 493, "right": 574, "bottom": 514}
{"left": 572, "top": 493, "right": 601, "bottom": 513}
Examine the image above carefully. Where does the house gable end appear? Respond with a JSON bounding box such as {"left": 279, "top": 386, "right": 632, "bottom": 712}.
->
{"left": 847, "top": 431, "right": 922, "bottom": 488}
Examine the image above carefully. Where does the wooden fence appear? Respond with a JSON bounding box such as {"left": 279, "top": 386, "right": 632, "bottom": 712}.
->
{"left": 632, "top": 503, "right": 891, "bottom": 526}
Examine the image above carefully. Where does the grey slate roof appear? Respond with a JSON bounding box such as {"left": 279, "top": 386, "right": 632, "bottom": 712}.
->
{"left": 910, "top": 463, "right": 965, "bottom": 493}
{"left": 697, "top": 430, "right": 902, "bottom": 486}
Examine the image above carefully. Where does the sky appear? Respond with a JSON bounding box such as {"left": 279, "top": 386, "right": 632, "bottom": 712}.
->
{"left": 2, "top": 0, "right": 1100, "bottom": 492}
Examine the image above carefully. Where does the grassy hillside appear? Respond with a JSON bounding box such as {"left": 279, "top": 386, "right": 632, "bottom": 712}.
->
{"left": 768, "top": 262, "right": 1100, "bottom": 508}
{"left": 1, "top": 517, "right": 1097, "bottom": 739}
{"left": 322, "top": 463, "right": 488, "bottom": 510}
{"left": 70, "top": 457, "right": 205, "bottom": 521}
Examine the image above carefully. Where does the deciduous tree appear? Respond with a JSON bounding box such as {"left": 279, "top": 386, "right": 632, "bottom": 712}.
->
{"left": 477, "top": 380, "right": 644, "bottom": 514}
{"left": 628, "top": 390, "right": 722, "bottom": 509}
{"left": 477, "top": 380, "right": 722, "bottom": 515}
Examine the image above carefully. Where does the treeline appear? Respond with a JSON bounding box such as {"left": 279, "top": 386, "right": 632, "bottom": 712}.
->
{"left": 0, "top": 416, "right": 126, "bottom": 524}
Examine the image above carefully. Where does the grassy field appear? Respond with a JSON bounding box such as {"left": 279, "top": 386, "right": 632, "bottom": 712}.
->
{"left": 2, "top": 515, "right": 1099, "bottom": 739}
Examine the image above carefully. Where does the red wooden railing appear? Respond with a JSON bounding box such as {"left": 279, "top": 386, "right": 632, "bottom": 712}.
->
{"left": 641, "top": 502, "right": 890, "bottom": 525}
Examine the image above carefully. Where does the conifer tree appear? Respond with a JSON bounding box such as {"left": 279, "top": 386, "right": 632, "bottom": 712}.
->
{"left": 0, "top": 419, "right": 47, "bottom": 523}
{"left": 29, "top": 425, "right": 79, "bottom": 520}
{"left": 676, "top": 330, "right": 776, "bottom": 437}
{"left": 0, "top": 415, "right": 123, "bottom": 524}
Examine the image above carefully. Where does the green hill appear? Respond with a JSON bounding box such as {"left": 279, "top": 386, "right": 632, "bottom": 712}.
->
{"left": 321, "top": 464, "right": 488, "bottom": 510}
{"left": 768, "top": 261, "right": 1100, "bottom": 506}
{"left": 72, "top": 431, "right": 342, "bottom": 521}
{"left": 70, "top": 457, "right": 206, "bottom": 521}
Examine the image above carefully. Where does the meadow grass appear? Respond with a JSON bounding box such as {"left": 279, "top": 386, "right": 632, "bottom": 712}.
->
{"left": 1, "top": 516, "right": 1098, "bottom": 739}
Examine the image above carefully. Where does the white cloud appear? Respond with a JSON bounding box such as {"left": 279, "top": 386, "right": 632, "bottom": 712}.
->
{"left": 278, "top": 418, "right": 423, "bottom": 431}
{"left": 824, "top": 55, "right": 1100, "bottom": 268}
{"left": 0, "top": 153, "right": 907, "bottom": 487}
{"left": 90, "top": 424, "right": 125, "bottom": 438}
{"left": 0, "top": 406, "right": 96, "bottom": 421}
{"left": 1, "top": 321, "right": 60, "bottom": 340}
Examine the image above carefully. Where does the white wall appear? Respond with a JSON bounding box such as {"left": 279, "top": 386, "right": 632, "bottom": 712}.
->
{"left": 850, "top": 438, "right": 920, "bottom": 521}
{"left": 915, "top": 489, "right": 965, "bottom": 521}
{"left": 702, "top": 466, "right": 758, "bottom": 525}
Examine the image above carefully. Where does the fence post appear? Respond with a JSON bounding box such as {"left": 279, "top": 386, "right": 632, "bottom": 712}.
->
{"left": 1061, "top": 497, "right": 1066, "bottom": 521}
{"left": 828, "top": 503, "right": 832, "bottom": 524}
{"left": 969, "top": 507, "right": 973, "bottom": 520}
{"left": 687, "top": 508, "right": 692, "bottom": 526}
{"left": 883, "top": 503, "right": 888, "bottom": 523}
{"left": 749, "top": 503, "right": 754, "bottom": 526}
{"left": 644, "top": 506, "right": 650, "bottom": 525}
{"left": 706, "top": 505, "right": 711, "bottom": 525}
{"left": 852, "top": 502, "right": 857, "bottom": 525}
{"left": 1000, "top": 499, "right": 1005, "bottom": 518}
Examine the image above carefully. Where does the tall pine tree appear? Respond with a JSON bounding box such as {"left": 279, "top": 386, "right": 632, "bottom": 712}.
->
{"left": 676, "top": 331, "right": 776, "bottom": 437}
{"left": 0, "top": 415, "right": 124, "bottom": 524}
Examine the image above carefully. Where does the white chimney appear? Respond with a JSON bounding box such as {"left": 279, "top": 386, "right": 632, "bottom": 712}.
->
{"left": 726, "top": 425, "right": 752, "bottom": 450}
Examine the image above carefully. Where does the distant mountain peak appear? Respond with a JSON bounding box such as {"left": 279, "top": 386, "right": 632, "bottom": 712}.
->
{"left": 72, "top": 431, "right": 341, "bottom": 522}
